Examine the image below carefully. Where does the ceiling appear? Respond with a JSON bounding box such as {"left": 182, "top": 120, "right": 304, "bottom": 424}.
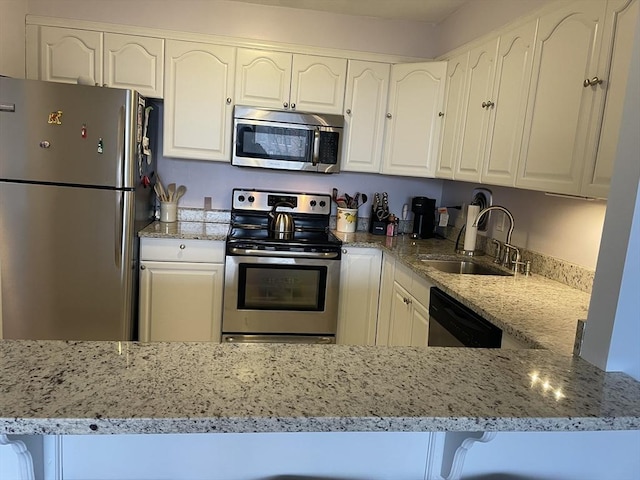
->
{"left": 225, "top": 0, "right": 470, "bottom": 24}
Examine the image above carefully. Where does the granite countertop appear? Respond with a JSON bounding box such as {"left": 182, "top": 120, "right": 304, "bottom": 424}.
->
{"left": 139, "top": 220, "right": 229, "bottom": 241}
{"left": 2, "top": 340, "right": 639, "bottom": 435}
{"left": 334, "top": 232, "right": 592, "bottom": 356}
{"left": 138, "top": 222, "right": 590, "bottom": 355}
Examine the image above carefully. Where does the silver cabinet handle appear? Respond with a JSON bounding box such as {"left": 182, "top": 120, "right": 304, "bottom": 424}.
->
{"left": 386, "top": 113, "right": 392, "bottom": 118}
{"left": 346, "top": 109, "right": 351, "bottom": 115}
{"left": 342, "top": 249, "right": 347, "bottom": 254}
{"left": 226, "top": 97, "right": 232, "bottom": 104}
{"left": 290, "top": 103, "right": 296, "bottom": 110}
{"left": 482, "top": 101, "right": 495, "bottom": 108}
{"left": 140, "top": 265, "right": 146, "bottom": 270}
{"left": 283, "top": 102, "right": 289, "bottom": 108}
{"left": 179, "top": 244, "right": 186, "bottom": 250}
{"left": 583, "top": 76, "right": 603, "bottom": 87}
{"left": 438, "top": 112, "right": 444, "bottom": 117}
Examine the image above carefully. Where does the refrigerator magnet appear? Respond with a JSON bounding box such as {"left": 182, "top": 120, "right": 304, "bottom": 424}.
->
{"left": 48, "top": 110, "right": 62, "bottom": 125}
{"left": 97, "top": 138, "right": 104, "bottom": 154}
{"left": 81, "top": 124, "right": 87, "bottom": 138}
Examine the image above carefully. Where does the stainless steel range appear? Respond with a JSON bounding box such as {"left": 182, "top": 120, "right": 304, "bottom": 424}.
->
{"left": 223, "top": 189, "right": 342, "bottom": 344}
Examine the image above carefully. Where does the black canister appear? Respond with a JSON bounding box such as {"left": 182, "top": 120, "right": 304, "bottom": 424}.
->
{"left": 411, "top": 197, "right": 436, "bottom": 239}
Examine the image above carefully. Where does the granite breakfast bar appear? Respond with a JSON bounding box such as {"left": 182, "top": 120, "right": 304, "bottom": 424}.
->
{"left": 2, "top": 221, "right": 638, "bottom": 478}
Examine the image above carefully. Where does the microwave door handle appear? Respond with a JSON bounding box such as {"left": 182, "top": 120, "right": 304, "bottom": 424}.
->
{"left": 312, "top": 128, "right": 320, "bottom": 166}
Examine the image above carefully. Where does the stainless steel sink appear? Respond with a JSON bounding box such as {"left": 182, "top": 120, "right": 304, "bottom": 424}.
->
{"left": 419, "top": 257, "right": 513, "bottom": 276}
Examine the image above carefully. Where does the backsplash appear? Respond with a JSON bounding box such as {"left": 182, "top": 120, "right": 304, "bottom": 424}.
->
{"left": 172, "top": 207, "right": 595, "bottom": 294}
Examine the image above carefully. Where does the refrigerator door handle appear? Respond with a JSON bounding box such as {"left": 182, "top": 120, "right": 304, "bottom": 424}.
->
{"left": 115, "top": 192, "right": 124, "bottom": 268}
{"left": 117, "top": 106, "right": 126, "bottom": 186}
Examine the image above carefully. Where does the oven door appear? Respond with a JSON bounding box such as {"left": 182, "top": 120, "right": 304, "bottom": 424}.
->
{"left": 223, "top": 252, "right": 340, "bottom": 335}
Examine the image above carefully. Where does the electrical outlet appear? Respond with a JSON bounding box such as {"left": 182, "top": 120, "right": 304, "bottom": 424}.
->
{"left": 496, "top": 214, "right": 505, "bottom": 232}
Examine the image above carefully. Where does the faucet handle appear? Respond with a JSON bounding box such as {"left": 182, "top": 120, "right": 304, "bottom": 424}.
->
{"left": 503, "top": 243, "right": 520, "bottom": 269}
{"left": 491, "top": 239, "right": 502, "bottom": 264}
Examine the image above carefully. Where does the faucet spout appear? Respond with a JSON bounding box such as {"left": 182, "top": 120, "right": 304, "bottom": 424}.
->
{"left": 472, "top": 205, "right": 515, "bottom": 246}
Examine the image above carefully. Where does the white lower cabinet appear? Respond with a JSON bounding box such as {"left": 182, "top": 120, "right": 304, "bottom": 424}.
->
{"left": 138, "top": 238, "right": 224, "bottom": 342}
{"left": 383, "top": 260, "right": 434, "bottom": 347}
{"left": 336, "top": 247, "right": 382, "bottom": 345}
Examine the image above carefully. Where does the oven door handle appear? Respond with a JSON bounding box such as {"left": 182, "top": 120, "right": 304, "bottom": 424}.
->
{"left": 228, "top": 247, "right": 340, "bottom": 259}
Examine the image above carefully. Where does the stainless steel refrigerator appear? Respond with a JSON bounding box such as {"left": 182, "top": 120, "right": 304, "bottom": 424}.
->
{"left": 0, "top": 77, "right": 156, "bottom": 340}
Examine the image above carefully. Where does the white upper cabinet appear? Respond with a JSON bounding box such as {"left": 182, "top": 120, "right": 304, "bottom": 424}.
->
{"left": 581, "top": 0, "right": 639, "bottom": 198}
{"left": 234, "top": 48, "right": 347, "bottom": 114}
{"left": 436, "top": 51, "right": 469, "bottom": 179}
{"left": 455, "top": 38, "right": 499, "bottom": 182}
{"left": 482, "top": 20, "right": 537, "bottom": 186}
{"left": 234, "top": 49, "right": 291, "bottom": 109}
{"left": 517, "top": 0, "right": 608, "bottom": 194}
{"left": 163, "top": 40, "right": 235, "bottom": 161}
{"left": 381, "top": 61, "right": 447, "bottom": 178}
{"left": 28, "top": 27, "right": 164, "bottom": 98}
{"left": 341, "top": 60, "right": 390, "bottom": 173}
{"left": 34, "top": 27, "right": 103, "bottom": 85}
{"left": 103, "top": 33, "right": 164, "bottom": 98}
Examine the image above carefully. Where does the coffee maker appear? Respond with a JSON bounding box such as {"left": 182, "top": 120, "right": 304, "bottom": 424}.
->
{"left": 411, "top": 197, "right": 436, "bottom": 239}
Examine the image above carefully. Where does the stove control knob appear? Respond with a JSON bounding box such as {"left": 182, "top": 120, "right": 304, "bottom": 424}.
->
{"left": 238, "top": 195, "right": 245, "bottom": 202}
{"left": 248, "top": 195, "right": 255, "bottom": 203}
{"left": 319, "top": 200, "right": 326, "bottom": 207}
{"left": 310, "top": 200, "right": 317, "bottom": 207}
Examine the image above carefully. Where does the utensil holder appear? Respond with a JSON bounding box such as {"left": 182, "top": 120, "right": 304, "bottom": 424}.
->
{"left": 337, "top": 207, "right": 358, "bottom": 233}
{"left": 160, "top": 201, "right": 177, "bottom": 223}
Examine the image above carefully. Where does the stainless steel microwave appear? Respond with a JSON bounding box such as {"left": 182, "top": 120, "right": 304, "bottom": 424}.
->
{"left": 232, "top": 106, "right": 344, "bottom": 173}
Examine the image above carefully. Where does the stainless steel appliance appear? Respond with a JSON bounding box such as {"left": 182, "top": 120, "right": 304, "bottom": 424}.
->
{"left": 428, "top": 287, "right": 502, "bottom": 347}
{"left": 0, "top": 77, "right": 156, "bottom": 340}
{"left": 223, "top": 189, "right": 342, "bottom": 343}
{"left": 232, "top": 106, "right": 343, "bottom": 173}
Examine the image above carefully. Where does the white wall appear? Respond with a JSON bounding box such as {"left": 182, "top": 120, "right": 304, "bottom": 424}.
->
{"left": 0, "top": 0, "right": 27, "bottom": 77}
{"left": 25, "top": 0, "right": 438, "bottom": 58}
{"left": 434, "top": 0, "right": 558, "bottom": 56}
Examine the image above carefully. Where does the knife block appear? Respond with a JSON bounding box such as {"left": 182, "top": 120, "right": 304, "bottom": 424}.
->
{"left": 369, "top": 214, "right": 387, "bottom": 235}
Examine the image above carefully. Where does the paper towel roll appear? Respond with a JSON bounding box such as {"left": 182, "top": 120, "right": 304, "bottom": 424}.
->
{"left": 463, "top": 204, "right": 480, "bottom": 252}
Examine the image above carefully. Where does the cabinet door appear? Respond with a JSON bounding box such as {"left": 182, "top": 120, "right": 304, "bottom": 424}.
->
{"left": 104, "top": 33, "right": 164, "bottom": 98}
{"left": 581, "top": 0, "right": 639, "bottom": 198}
{"left": 482, "top": 20, "right": 537, "bottom": 186}
{"left": 337, "top": 248, "right": 382, "bottom": 345}
{"left": 409, "top": 299, "right": 430, "bottom": 347}
{"left": 341, "top": 60, "right": 390, "bottom": 173}
{"left": 517, "top": 0, "right": 607, "bottom": 194}
{"left": 455, "top": 38, "right": 499, "bottom": 182}
{"left": 388, "top": 282, "right": 412, "bottom": 346}
{"left": 381, "top": 62, "right": 447, "bottom": 177}
{"left": 234, "top": 48, "right": 292, "bottom": 109}
{"left": 291, "top": 54, "right": 347, "bottom": 114}
{"left": 138, "top": 261, "right": 223, "bottom": 342}
{"left": 436, "top": 51, "right": 469, "bottom": 179}
{"left": 164, "top": 40, "right": 235, "bottom": 161}
{"left": 38, "top": 27, "right": 103, "bottom": 85}
{"left": 375, "top": 253, "right": 396, "bottom": 346}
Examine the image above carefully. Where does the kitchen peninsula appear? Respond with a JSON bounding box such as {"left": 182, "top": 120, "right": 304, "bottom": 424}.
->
{"left": 2, "top": 224, "right": 639, "bottom": 478}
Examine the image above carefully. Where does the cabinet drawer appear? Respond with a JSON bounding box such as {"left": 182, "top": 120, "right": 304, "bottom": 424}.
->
{"left": 140, "top": 238, "right": 225, "bottom": 263}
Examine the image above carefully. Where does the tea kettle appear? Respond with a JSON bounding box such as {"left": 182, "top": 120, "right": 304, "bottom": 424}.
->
{"left": 268, "top": 202, "right": 295, "bottom": 239}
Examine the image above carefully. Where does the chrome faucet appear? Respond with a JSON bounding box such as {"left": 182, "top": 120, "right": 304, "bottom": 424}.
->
{"left": 472, "top": 205, "right": 518, "bottom": 269}
{"left": 472, "top": 205, "right": 514, "bottom": 246}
